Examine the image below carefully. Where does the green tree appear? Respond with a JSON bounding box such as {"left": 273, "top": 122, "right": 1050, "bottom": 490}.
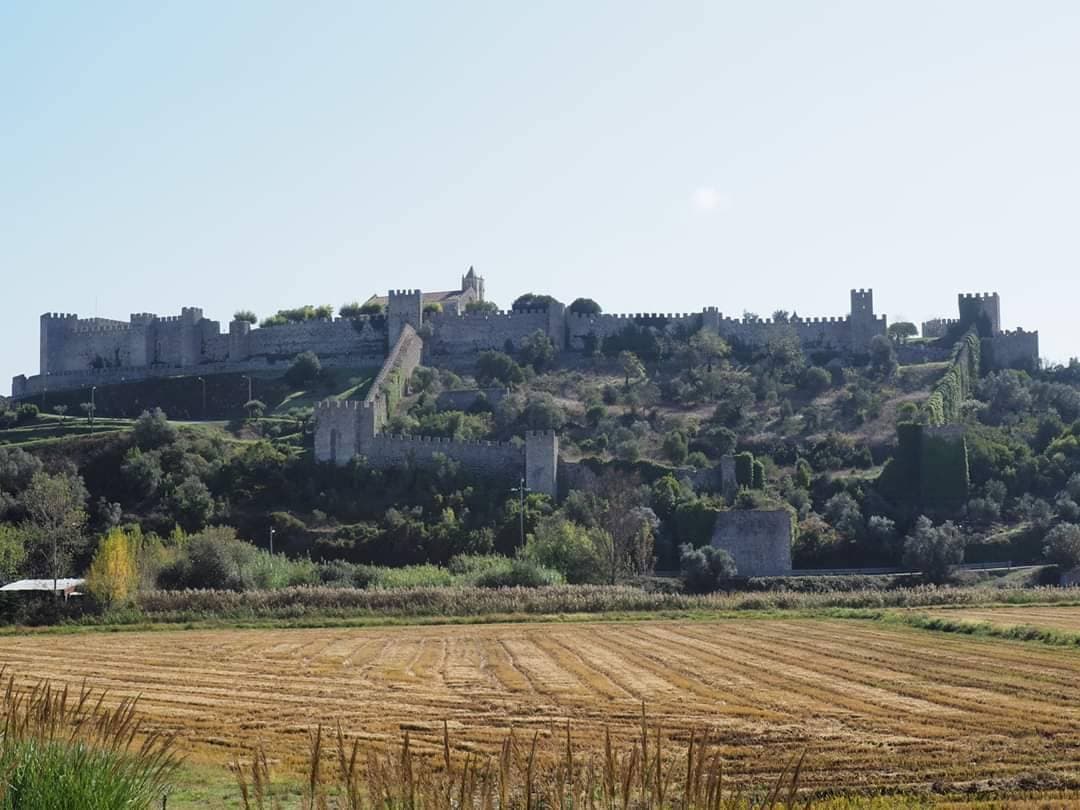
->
{"left": 568, "top": 298, "right": 602, "bottom": 315}
{"left": 869, "top": 334, "right": 898, "bottom": 379}
{"left": 902, "top": 516, "right": 964, "bottom": 583}
{"left": 663, "top": 431, "right": 689, "bottom": 465}
{"left": 521, "top": 516, "right": 605, "bottom": 583}
{"left": 1044, "top": 523, "right": 1080, "bottom": 570}
{"left": 169, "top": 476, "right": 215, "bottom": 531}
{"left": 0, "top": 524, "right": 26, "bottom": 581}
{"left": 512, "top": 293, "right": 560, "bottom": 311}
{"left": 800, "top": 366, "right": 831, "bottom": 396}
{"left": 688, "top": 330, "right": 730, "bottom": 372}
{"left": 619, "top": 351, "right": 646, "bottom": 388}
{"left": 339, "top": 302, "right": 363, "bottom": 318}
{"left": 465, "top": 300, "right": 499, "bottom": 314}
{"left": 245, "top": 399, "right": 266, "bottom": 420}
{"left": 233, "top": 310, "right": 258, "bottom": 324}
{"left": 519, "top": 330, "right": 556, "bottom": 372}
{"left": 20, "top": 472, "right": 89, "bottom": 580}
{"left": 133, "top": 408, "right": 178, "bottom": 449}
{"left": 679, "top": 543, "right": 737, "bottom": 593}
{"left": 360, "top": 302, "right": 384, "bottom": 315}
{"left": 888, "top": 322, "right": 919, "bottom": 343}
{"left": 285, "top": 351, "right": 322, "bottom": 388}
{"left": 476, "top": 351, "right": 525, "bottom": 386}
{"left": 423, "top": 302, "right": 443, "bottom": 315}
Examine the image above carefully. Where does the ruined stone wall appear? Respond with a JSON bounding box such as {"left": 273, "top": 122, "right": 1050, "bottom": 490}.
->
{"left": 710, "top": 510, "right": 793, "bottom": 577}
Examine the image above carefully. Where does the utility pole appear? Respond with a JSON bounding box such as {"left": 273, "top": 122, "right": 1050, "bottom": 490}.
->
{"left": 510, "top": 477, "right": 531, "bottom": 548}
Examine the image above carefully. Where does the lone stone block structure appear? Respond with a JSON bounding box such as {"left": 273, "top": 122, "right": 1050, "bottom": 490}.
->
{"left": 710, "top": 510, "right": 793, "bottom": 577}
{"left": 313, "top": 324, "right": 559, "bottom": 497}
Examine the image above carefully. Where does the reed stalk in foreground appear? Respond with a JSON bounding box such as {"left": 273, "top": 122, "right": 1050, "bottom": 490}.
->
{"left": 232, "top": 704, "right": 807, "bottom": 810}
{"left": 0, "top": 667, "right": 182, "bottom": 809}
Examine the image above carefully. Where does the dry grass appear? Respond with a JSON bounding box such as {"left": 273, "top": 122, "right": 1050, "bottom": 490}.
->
{"left": 232, "top": 713, "right": 808, "bottom": 810}
{"left": 1, "top": 619, "right": 1080, "bottom": 799}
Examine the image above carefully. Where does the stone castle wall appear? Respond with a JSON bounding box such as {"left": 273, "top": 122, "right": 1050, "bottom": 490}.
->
{"left": 423, "top": 307, "right": 563, "bottom": 359}
{"left": 710, "top": 510, "right": 793, "bottom": 576}
{"left": 16, "top": 284, "right": 1039, "bottom": 397}
{"left": 314, "top": 326, "right": 558, "bottom": 496}
{"left": 984, "top": 330, "right": 1040, "bottom": 371}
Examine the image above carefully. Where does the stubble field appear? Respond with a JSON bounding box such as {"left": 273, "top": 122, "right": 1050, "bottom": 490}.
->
{"left": 2, "top": 617, "right": 1080, "bottom": 796}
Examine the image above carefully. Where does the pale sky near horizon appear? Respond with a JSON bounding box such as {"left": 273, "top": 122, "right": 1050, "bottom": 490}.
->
{"left": 3, "top": 1, "right": 1079, "bottom": 394}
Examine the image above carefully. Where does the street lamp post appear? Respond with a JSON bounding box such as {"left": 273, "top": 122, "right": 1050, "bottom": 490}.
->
{"left": 510, "top": 477, "right": 531, "bottom": 548}
{"left": 269, "top": 526, "right": 276, "bottom": 556}
{"left": 197, "top": 377, "right": 206, "bottom": 419}
{"left": 90, "top": 385, "right": 97, "bottom": 434}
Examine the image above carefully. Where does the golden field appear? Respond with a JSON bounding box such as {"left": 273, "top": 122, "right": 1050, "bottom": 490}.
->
{"left": 2, "top": 617, "right": 1080, "bottom": 797}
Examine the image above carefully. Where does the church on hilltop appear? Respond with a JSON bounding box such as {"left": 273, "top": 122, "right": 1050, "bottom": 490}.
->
{"left": 363, "top": 267, "right": 485, "bottom": 315}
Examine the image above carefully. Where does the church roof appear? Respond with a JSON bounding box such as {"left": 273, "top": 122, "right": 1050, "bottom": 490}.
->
{"left": 364, "top": 290, "right": 468, "bottom": 307}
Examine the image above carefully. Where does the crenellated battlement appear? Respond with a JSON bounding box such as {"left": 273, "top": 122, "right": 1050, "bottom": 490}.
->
{"left": 315, "top": 399, "right": 361, "bottom": 411}
{"left": 41, "top": 312, "right": 78, "bottom": 321}
{"left": 377, "top": 433, "right": 517, "bottom": 450}
{"left": 959, "top": 292, "right": 999, "bottom": 301}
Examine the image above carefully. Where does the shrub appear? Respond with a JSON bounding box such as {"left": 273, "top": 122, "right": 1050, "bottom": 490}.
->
{"left": 663, "top": 431, "right": 689, "bottom": 465}
{"left": 132, "top": 408, "right": 177, "bottom": 449}
{"left": 1043, "top": 523, "right": 1080, "bottom": 569}
{"left": 15, "top": 404, "right": 39, "bottom": 425}
{"left": 467, "top": 557, "right": 564, "bottom": 588}
{"left": 233, "top": 310, "right": 257, "bottom": 324}
{"left": 521, "top": 517, "right": 605, "bottom": 584}
{"left": 476, "top": 351, "right": 524, "bottom": 386}
{"left": 679, "top": 543, "right": 736, "bottom": 593}
{"left": 800, "top": 366, "right": 831, "bottom": 396}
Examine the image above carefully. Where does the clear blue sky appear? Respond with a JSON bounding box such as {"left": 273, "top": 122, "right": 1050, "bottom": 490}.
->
{"left": 3, "top": 1, "right": 1078, "bottom": 393}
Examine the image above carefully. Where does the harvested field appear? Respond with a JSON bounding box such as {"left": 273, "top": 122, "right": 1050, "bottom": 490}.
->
{"left": 2, "top": 618, "right": 1080, "bottom": 795}
{"left": 922, "top": 604, "right": 1080, "bottom": 634}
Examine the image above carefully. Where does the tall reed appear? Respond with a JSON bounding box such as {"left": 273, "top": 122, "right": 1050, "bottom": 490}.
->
{"left": 232, "top": 706, "right": 806, "bottom": 810}
{"left": 0, "top": 667, "right": 181, "bottom": 809}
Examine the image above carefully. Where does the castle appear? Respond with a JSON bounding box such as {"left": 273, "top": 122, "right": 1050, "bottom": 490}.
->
{"left": 12, "top": 275, "right": 1038, "bottom": 401}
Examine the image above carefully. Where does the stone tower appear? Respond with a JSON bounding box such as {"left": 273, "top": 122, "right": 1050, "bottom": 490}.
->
{"left": 461, "top": 266, "right": 485, "bottom": 301}
{"left": 39, "top": 313, "right": 76, "bottom": 375}
{"left": 387, "top": 289, "right": 423, "bottom": 346}
{"left": 849, "top": 288, "right": 877, "bottom": 351}
{"left": 958, "top": 293, "right": 1001, "bottom": 336}
{"left": 525, "top": 430, "right": 559, "bottom": 498}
